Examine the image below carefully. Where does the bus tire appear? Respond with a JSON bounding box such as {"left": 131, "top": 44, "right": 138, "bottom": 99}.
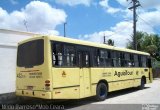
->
{"left": 95, "top": 83, "right": 108, "bottom": 101}
{"left": 139, "top": 78, "right": 145, "bottom": 90}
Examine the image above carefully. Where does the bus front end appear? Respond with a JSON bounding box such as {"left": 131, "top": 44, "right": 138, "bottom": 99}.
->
{"left": 16, "top": 37, "right": 52, "bottom": 99}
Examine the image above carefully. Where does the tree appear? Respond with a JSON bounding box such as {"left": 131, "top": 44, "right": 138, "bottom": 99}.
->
{"left": 126, "top": 31, "right": 145, "bottom": 51}
{"left": 107, "top": 39, "right": 114, "bottom": 46}
{"left": 126, "top": 31, "right": 160, "bottom": 61}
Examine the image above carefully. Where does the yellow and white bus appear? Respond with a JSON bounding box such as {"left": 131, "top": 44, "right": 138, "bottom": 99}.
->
{"left": 16, "top": 35, "right": 153, "bottom": 101}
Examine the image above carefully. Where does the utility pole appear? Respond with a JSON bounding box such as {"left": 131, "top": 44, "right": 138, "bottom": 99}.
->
{"left": 23, "top": 19, "right": 28, "bottom": 32}
{"left": 128, "top": 0, "right": 141, "bottom": 50}
{"left": 103, "top": 34, "right": 106, "bottom": 44}
{"left": 64, "top": 22, "right": 67, "bottom": 37}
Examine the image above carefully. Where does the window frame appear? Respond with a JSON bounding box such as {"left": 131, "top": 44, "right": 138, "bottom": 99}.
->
{"left": 50, "top": 40, "right": 150, "bottom": 68}
{"left": 51, "top": 41, "right": 77, "bottom": 68}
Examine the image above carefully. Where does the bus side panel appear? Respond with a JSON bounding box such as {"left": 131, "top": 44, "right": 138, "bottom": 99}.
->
{"left": 110, "top": 68, "right": 135, "bottom": 91}
{"left": 133, "top": 68, "right": 141, "bottom": 87}
{"left": 111, "top": 68, "right": 150, "bottom": 90}
{"left": 52, "top": 68, "right": 80, "bottom": 99}
{"left": 90, "top": 67, "right": 151, "bottom": 96}
{"left": 90, "top": 68, "right": 113, "bottom": 96}
{"left": 133, "top": 67, "right": 151, "bottom": 87}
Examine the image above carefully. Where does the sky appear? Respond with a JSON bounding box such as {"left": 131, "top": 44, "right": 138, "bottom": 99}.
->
{"left": 0, "top": 0, "right": 160, "bottom": 47}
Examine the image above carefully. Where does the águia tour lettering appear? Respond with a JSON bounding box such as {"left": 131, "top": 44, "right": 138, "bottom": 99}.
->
{"left": 114, "top": 70, "right": 133, "bottom": 77}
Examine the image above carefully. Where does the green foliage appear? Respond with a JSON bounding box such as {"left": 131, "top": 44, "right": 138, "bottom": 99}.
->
{"left": 107, "top": 39, "right": 114, "bottom": 46}
{"left": 126, "top": 31, "right": 160, "bottom": 61}
{"left": 152, "top": 58, "right": 160, "bottom": 69}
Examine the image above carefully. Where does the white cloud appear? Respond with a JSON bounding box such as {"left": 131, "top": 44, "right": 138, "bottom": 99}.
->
{"left": 139, "top": 0, "right": 160, "bottom": 10}
{"left": 116, "top": 0, "right": 128, "bottom": 7}
{"left": 10, "top": 0, "right": 18, "bottom": 5}
{"left": 55, "top": 0, "right": 92, "bottom": 6}
{"left": 80, "top": 0, "right": 160, "bottom": 48}
{"left": 115, "top": 0, "right": 160, "bottom": 32}
{"left": 99, "top": 0, "right": 156, "bottom": 17}
{"left": 99, "top": 0, "right": 121, "bottom": 14}
{"left": 116, "top": 0, "right": 160, "bottom": 9}
{"left": 137, "top": 11, "right": 160, "bottom": 33}
{"left": 0, "top": 1, "right": 67, "bottom": 35}
{"left": 79, "top": 21, "right": 133, "bottom": 47}
{"left": 79, "top": 9, "right": 160, "bottom": 48}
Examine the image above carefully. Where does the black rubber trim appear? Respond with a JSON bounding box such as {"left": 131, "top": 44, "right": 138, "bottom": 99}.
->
{"left": 91, "top": 77, "right": 149, "bottom": 85}
{"left": 92, "top": 83, "right": 98, "bottom": 85}
{"left": 109, "top": 78, "right": 141, "bottom": 83}
{"left": 53, "top": 85, "right": 80, "bottom": 89}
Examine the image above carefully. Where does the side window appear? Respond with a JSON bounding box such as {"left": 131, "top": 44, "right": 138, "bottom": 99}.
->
{"left": 99, "top": 49, "right": 113, "bottom": 67}
{"left": 52, "top": 43, "right": 63, "bottom": 66}
{"left": 93, "top": 49, "right": 112, "bottom": 67}
{"left": 83, "top": 52, "right": 89, "bottom": 67}
{"left": 112, "top": 51, "right": 116, "bottom": 67}
{"left": 124, "top": 53, "right": 130, "bottom": 67}
{"left": 98, "top": 50, "right": 106, "bottom": 67}
{"left": 138, "top": 55, "right": 142, "bottom": 67}
{"left": 142, "top": 56, "right": 147, "bottom": 67}
{"left": 93, "top": 49, "right": 98, "bottom": 67}
{"left": 52, "top": 42, "right": 76, "bottom": 67}
{"left": 78, "top": 51, "right": 90, "bottom": 67}
{"left": 78, "top": 52, "right": 82, "bottom": 67}
{"left": 113, "top": 51, "right": 121, "bottom": 67}
{"left": 105, "top": 50, "right": 112, "bottom": 67}
{"left": 120, "top": 52, "right": 125, "bottom": 67}
{"left": 147, "top": 57, "right": 152, "bottom": 68}
{"left": 134, "top": 55, "right": 139, "bottom": 67}
{"left": 130, "top": 54, "right": 134, "bottom": 67}
{"left": 64, "top": 45, "right": 76, "bottom": 67}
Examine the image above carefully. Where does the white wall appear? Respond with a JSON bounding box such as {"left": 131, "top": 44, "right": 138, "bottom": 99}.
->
{"left": 0, "top": 45, "right": 17, "bottom": 94}
{"left": 0, "top": 33, "right": 31, "bottom": 94}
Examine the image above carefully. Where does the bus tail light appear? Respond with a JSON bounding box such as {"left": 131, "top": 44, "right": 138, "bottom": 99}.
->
{"left": 45, "top": 84, "right": 50, "bottom": 87}
{"left": 45, "top": 80, "right": 50, "bottom": 90}
{"left": 45, "top": 80, "right": 50, "bottom": 83}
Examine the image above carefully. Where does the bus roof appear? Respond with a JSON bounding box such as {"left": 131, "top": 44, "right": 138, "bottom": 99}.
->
{"left": 48, "top": 35, "right": 149, "bottom": 56}
{"left": 18, "top": 35, "right": 150, "bottom": 56}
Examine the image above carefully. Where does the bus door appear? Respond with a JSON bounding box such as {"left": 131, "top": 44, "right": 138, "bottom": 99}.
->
{"left": 78, "top": 51, "right": 91, "bottom": 98}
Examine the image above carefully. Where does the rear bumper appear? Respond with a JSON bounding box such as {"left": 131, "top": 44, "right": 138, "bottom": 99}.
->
{"left": 16, "top": 90, "right": 52, "bottom": 99}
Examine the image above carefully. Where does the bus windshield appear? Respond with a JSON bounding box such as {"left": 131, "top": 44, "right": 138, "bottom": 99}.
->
{"left": 17, "top": 39, "right": 44, "bottom": 68}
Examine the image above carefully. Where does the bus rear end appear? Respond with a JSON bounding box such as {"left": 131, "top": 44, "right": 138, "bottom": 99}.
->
{"left": 16, "top": 37, "right": 52, "bottom": 99}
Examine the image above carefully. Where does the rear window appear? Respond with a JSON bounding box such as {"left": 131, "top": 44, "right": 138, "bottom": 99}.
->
{"left": 17, "top": 39, "right": 44, "bottom": 68}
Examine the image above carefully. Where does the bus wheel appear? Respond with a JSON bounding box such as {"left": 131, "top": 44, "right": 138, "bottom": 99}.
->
{"left": 95, "top": 83, "right": 108, "bottom": 101}
{"left": 139, "top": 78, "right": 145, "bottom": 90}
